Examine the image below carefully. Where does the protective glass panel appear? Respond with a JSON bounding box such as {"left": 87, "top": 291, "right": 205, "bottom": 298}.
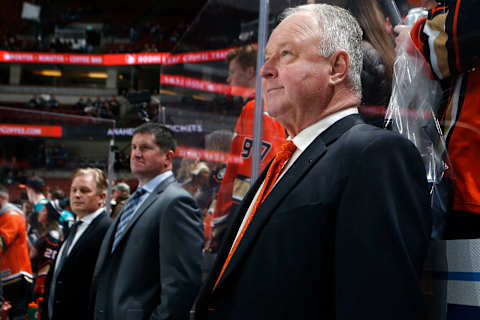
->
{"left": 0, "top": 106, "right": 117, "bottom": 212}
{"left": 158, "top": 0, "right": 313, "bottom": 252}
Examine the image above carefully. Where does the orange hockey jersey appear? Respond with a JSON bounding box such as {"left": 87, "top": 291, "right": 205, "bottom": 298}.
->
{"left": 0, "top": 204, "right": 33, "bottom": 285}
{"left": 209, "top": 99, "right": 286, "bottom": 247}
{"left": 411, "top": 2, "right": 480, "bottom": 214}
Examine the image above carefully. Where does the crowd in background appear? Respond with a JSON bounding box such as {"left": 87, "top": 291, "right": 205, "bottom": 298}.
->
{"left": 24, "top": 95, "right": 121, "bottom": 119}
{"left": 0, "top": 0, "right": 479, "bottom": 319}
{"left": 0, "top": 1, "right": 192, "bottom": 54}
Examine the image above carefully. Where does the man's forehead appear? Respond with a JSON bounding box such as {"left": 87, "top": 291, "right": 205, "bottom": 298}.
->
{"left": 132, "top": 132, "right": 154, "bottom": 142}
{"left": 73, "top": 173, "right": 94, "bottom": 184}
{"left": 267, "top": 13, "right": 320, "bottom": 50}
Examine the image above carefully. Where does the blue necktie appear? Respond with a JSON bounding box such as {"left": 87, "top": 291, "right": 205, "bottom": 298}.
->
{"left": 48, "top": 220, "right": 82, "bottom": 319}
{"left": 112, "top": 188, "right": 146, "bottom": 252}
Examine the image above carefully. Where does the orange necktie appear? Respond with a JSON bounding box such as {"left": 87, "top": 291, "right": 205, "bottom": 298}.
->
{"left": 214, "top": 140, "right": 297, "bottom": 290}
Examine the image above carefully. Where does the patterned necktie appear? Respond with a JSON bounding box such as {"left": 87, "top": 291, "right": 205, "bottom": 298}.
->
{"left": 112, "top": 187, "right": 147, "bottom": 252}
{"left": 49, "top": 220, "right": 82, "bottom": 318}
{"left": 214, "top": 140, "right": 297, "bottom": 289}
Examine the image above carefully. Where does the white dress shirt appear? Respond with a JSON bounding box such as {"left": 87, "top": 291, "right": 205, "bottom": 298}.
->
{"left": 134, "top": 170, "right": 174, "bottom": 212}
{"left": 232, "top": 107, "right": 359, "bottom": 246}
{"left": 54, "top": 207, "right": 105, "bottom": 272}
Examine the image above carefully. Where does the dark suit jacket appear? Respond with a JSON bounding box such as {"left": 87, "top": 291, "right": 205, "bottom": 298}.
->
{"left": 92, "top": 175, "right": 204, "bottom": 320}
{"left": 42, "top": 211, "right": 112, "bottom": 320}
{"left": 193, "top": 115, "right": 431, "bottom": 320}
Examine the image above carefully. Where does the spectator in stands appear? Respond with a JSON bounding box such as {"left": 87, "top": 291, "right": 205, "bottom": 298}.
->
{"left": 92, "top": 122, "right": 203, "bottom": 320}
{"left": 27, "top": 95, "right": 45, "bottom": 109}
{"left": 110, "top": 182, "right": 130, "bottom": 219}
{"left": 29, "top": 201, "right": 62, "bottom": 300}
{"left": 97, "top": 101, "right": 113, "bottom": 119}
{"left": 129, "top": 26, "right": 137, "bottom": 42}
{"left": 109, "top": 96, "right": 120, "bottom": 117}
{"left": 0, "top": 185, "right": 33, "bottom": 320}
{"left": 42, "top": 168, "right": 112, "bottom": 320}
{"left": 47, "top": 186, "right": 74, "bottom": 236}
{"left": 202, "top": 130, "right": 234, "bottom": 251}
{"left": 24, "top": 177, "right": 47, "bottom": 244}
{"left": 84, "top": 98, "right": 96, "bottom": 117}
{"left": 73, "top": 98, "right": 86, "bottom": 112}
{"left": 182, "top": 161, "right": 210, "bottom": 205}
{"left": 27, "top": 95, "right": 40, "bottom": 109}
{"left": 21, "top": 200, "right": 34, "bottom": 222}
{"left": 208, "top": 45, "right": 286, "bottom": 252}
{"left": 45, "top": 95, "right": 59, "bottom": 110}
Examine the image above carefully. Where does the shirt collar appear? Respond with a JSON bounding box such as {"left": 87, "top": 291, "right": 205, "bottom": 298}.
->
{"left": 292, "top": 107, "right": 358, "bottom": 151}
{"left": 79, "top": 207, "right": 104, "bottom": 225}
{"left": 140, "top": 170, "right": 174, "bottom": 193}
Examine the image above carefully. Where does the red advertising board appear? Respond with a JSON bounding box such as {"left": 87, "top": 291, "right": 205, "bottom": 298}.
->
{"left": 0, "top": 48, "right": 231, "bottom": 66}
{"left": 160, "top": 74, "right": 254, "bottom": 97}
{"left": 0, "top": 124, "right": 62, "bottom": 137}
{"left": 176, "top": 146, "right": 243, "bottom": 164}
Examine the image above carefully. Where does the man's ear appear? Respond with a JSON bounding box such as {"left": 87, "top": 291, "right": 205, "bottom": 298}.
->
{"left": 329, "top": 50, "right": 349, "bottom": 86}
{"left": 99, "top": 191, "right": 107, "bottom": 203}
{"left": 246, "top": 66, "right": 256, "bottom": 80}
{"left": 165, "top": 150, "right": 175, "bottom": 167}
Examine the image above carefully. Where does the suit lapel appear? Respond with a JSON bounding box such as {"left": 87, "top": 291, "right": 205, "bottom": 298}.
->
{"left": 93, "top": 219, "right": 116, "bottom": 278}
{"left": 215, "top": 114, "right": 363, "bottom": 289}
{"left": 199, "top": 165, "right": 269, "bottom": 298}
{"left": 110, "top": 175, "right": 175, "bottom": 253}
{"left": 66, "top": 211, "right": 105, "bottom": 261}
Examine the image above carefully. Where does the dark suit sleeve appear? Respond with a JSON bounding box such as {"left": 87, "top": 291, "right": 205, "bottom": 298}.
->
{"left": 151, "top": 190, "right": 204, "bottom": 320}
{"left": 335, "top": 134, "right": 431, "bottom": 319}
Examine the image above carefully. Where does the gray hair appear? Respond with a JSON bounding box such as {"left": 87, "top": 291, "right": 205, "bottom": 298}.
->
{"left": 281, "top": 4, "right": 363, "bottom": 93}
{"left": 113, "top": 182, "right": 130, "bottom": 194}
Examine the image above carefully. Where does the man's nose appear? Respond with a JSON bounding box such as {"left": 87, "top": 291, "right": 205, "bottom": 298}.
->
{"left": 260, "top": 61, "right": 276, "bottom": 79}
{"left": 131, "top": 149, "right": 141, "bottom": 157}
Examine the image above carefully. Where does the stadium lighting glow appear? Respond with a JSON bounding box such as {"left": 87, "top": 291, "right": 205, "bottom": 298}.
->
{"left": 87, "top": 72, "right": 108, "bottom": 78}
{"left": 35, "top": 70, "right": 62, "bottom": 77}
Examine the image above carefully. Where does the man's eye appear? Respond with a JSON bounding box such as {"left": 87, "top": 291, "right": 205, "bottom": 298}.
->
{"left": 281, "top": 50, "right": 291, "bottom": 56}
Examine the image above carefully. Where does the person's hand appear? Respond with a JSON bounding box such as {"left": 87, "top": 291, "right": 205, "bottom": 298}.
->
{"left": 394, "top": 25, "right": 416, "bottom": 56}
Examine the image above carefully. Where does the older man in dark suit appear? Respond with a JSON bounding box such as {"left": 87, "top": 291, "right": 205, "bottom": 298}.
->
{"left": 193, "top": 4, "right": 431, "bottom": 320}
{"left": 92, "top": 123, "right": 204, "bottom": 320}
{"left": 42, "top": 168, "right": 112, "bottom": 320}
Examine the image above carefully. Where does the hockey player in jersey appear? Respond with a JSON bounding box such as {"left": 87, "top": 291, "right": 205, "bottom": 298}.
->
{"left": 395, "top": 1, "right": 480, "bottom": 238}
{"left": 207, "top": 45, "right": 286, "bottom": 252}
{"left": 0, "top": 184, "right": 33, "bottom": 320}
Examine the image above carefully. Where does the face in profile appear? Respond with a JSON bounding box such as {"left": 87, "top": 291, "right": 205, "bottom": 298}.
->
{"left": 227, "top": 57, "right": 253, "bottom": 88}
{"left": 261, "top": 13, "right": 332, "bottom": 130}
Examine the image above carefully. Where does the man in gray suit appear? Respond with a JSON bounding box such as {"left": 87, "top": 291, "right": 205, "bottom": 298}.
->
{"left": 92, "top": 123, "right": 204, "bottom": 320}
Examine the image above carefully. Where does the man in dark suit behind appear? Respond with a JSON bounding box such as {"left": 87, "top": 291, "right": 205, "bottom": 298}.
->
{"left": 92, "top": 123, "right": 204, "bottom": 320}
{"left": 193, "top": 4, "right": 431, "bottom": 320}
{"left": 42, "top": 168, "right": 112, "bottom": 320}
